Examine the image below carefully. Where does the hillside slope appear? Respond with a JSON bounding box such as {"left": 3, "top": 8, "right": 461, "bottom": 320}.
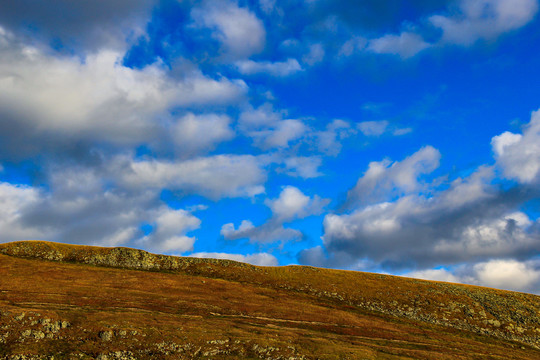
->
{"left": 0, "top": 240, "right": 539, "bottom": 359}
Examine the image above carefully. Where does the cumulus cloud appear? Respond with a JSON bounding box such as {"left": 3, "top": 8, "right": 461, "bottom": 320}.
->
{"left": 222, "top": 186, "right": 329, "bottom": 243}
{"left": 408, "top": 259, "right": 540, "bottom": 294}
{"left": 314, "top": 148, "right": 540, "bottom": 270}
{"left": 191, "top": 0, "right": 266, "bottom": 59}
{"left": 492, "top": 109, "right": 540, "bottom": 183}
{"left": 235, "top": 58, "right": 302, "bottom": 76}
{"left": 238, "top": 104, "right": 308, "bottom": 150}
{"left": 0, "top": 30, "right": 247, "bottom": 158}
{"left": 190, "top": 251, "right": 278, "bottom": 266}
{"left": 221, "top": 220, "right": 302, "bottom": 243}
{"left": 0, "top": 167, "right": 203, "bottom": 253}
{"left": 346, "top": 146, "right": 441, "bottom": 207}
{"left": 252, "top": 120, "right": 308, "bottom": 149}
{"left": 430, "top": 0, "right": 539, "bottom": 46}
{"left": 172, "top": 113, "right": 234, "bottom": 156}
{"left": 266, "top": 186, "right": 329, "bottom": 222}
{"left": 139, "top": 208, "right": 201, "bottom": 253}
{"left": 280, "top": 156, "right": 323, "bottom": 179}
{"left": 316, "top": 119, "right": 355, "bottom": 156}
{"left": 368, "top": 31, "right": 430, "bottom": 58}
{"left": 0, "top": 182, "right": 44, "bottom": 241}
{"left": 116, "top": 154, "right": 267, "bottom": 200}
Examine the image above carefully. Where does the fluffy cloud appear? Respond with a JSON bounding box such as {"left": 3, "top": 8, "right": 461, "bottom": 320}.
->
{"left": 368, "top": 31, "right": 430, "bottom": 58}
{"left": 346, "top": 146, "right": 441, "bottom": 207}
{"left": 430, "top": 0, "right": 539, "bottom": 46}
{"left": 0, "top": 30, "right": 247, "bottom": 158}
{"left": 235, "top": 58, "right": 302, "bottom": 76}
{"left": 238, "top": 104, "right": 308, "bottom": 150}
{"left": 221, "top": 220, "right": 302, "bottom": 243}
{"left": 0, "top": 168, "right": 203, "bottom": 253}
{"left": 172, "top": 113, "right": 234, "bottom": 156}
{"left": 117, "top": 155, "right": 267, "bottom": 199}
{"left": 280, "top": 156, "right": 323, "bottom": 179}
{"left": 266, "top": 186, "right": 329, "bottom": 222}
{"left": 492, "top": 109, "right": 540, "bottom": 183}
{"left": 222, "top": 186, "right": 329, "bottom": 243}
{"left": 408, "top": 259, "right": 540, "bottom": 294}
{"left": 315, "top": 151, "right": 540, "bottom": 270}
{"left": 316, "top": 119, "right": 355, "bottom": 156}
{"left": 190, "top": 251, "right": 278, "bottom": 266}
{"left": 0, "top": 182, "right": 44, "bottom": 241}
{"left": 252, "top": 120, "right": 308, "bottom": 149}
{"left": 139, "top": 208, "right": 201, "bottom": 253}
{"left": 191, "top": 0, "right": 266, "bottom": 59}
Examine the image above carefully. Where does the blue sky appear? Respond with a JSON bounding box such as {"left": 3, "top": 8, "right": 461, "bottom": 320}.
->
{"left": 1, "top": 0, "right": 540, "bottom": 293}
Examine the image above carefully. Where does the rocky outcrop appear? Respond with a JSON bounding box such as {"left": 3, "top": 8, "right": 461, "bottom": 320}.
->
{"left": 0, "top": 240, "right": 255, "bottom": 274}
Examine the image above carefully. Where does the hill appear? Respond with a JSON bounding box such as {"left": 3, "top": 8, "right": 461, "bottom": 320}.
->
{"left": 0, "top": 240, "right": 539, "bottom": 359}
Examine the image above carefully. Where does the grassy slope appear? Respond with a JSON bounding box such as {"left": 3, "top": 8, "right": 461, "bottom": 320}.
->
{"left": 0, "top": 241, "right": 539, "bottom": 359}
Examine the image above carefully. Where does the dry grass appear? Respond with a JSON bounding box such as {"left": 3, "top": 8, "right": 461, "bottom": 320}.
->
{"left": 0, "top": 241, "right": 539, "bottom": 359}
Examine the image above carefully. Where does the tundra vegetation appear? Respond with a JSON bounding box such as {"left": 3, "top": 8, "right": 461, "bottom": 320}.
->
{"left": 0, "top": 241, "right": 539, "bottom": 359}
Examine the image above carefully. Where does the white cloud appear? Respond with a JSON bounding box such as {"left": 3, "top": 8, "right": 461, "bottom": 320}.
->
{"left": 368, "top": 32, "right": 430, "bottom": 58}
{"left": 239, "top": 103, "right": 284, "bottom": 129}
{"left": 492, "top": 109, "right": 540, "bottom": 183}
{"left": 190, "top": 251, "right": 278, "bottom": 266}
{"left": 281, "top": 156, "right": 323, "bottom": 179}
{"left": 0, "top": 182, "right": 44, "bottom": 241}
{"left": 0, "top": 30, "right": 247, "bottom": 155}
{"left": 0, "top": 166, "right": 205, "bottom": 253}
{"left": 316, "top": 119, "right": 355, "bottom": 156}
{"left": 191, "top": 0, "right": 266, "bottom": 59}
{"left": 434, "top": 211, "right": 537, "bottom": 258}
{"left": 430, "top": 0, "right": 539, "bottom": 46}
{"left": 320, "top": 155, "right": 540, "bottom": 270}
{"left": 222, "top": 186, "right": 329, "bottom": 243}
{"left": 346, "top": 146, "right": 441, "bottom": 207}
{"left": 235, "top": 58, "right": 302, "bottom": 76}
{"left": 172, "top": 113, "right": 234, "bottom": 156}
{"left": 238, "top": 104, "right": 307, "bottom": 150}
{"left": 266, "top": 186, "right": 328, "bottom": 222}
{"left": 251, "top": 119, "right": 308, "bottom": 150}
{"left": 471, "top": 259, "right": 540, "bottom": 292}
{"left": 407, "top": 268, "right": 461, "bottom": 283}
{"left": 221, "top": 220, "right": 302, "bottom": 243}
{"left": 117, "top": 154, "right": 267, "bottom": 199}
{"left": 408, "top": 259, "right": 540, "bottom": 294}
{"left": 140, "top": 208, "right": 201, "bottom": 253}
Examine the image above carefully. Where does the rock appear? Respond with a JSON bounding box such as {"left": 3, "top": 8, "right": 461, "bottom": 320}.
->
{"left": 99, "top": 330, "right": 113, "bottom": 341}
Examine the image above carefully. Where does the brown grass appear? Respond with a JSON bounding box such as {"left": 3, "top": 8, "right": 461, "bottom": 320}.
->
{"left": 0, "top": 241, "right": 539, "bottom": 359}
